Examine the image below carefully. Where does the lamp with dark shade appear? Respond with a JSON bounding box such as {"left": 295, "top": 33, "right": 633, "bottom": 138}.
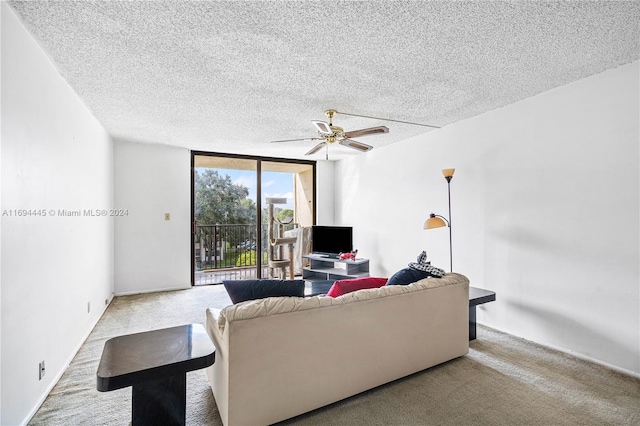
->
{"left": 424, "top": 168, "right": 455, "bottom": 272}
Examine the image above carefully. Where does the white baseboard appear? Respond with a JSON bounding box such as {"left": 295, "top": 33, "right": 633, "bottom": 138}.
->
{"left": 114, "top": 284, "right": 191, "bottom": 296}
{"left": 22, "top": 299, "right": 112, "bottom": 426}
{"left": 536, "top": 338, "right": 640, "bottom": 380}
{"left": 479, "top": 323, "right": 640, "bottom": 380}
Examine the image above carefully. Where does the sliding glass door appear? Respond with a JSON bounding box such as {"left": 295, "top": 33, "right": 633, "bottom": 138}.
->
{"left": 261, "top": 161, "right": 315, "bottom": 278}
{"left": 191, "top": 152, "right": 315, "bottom": 285}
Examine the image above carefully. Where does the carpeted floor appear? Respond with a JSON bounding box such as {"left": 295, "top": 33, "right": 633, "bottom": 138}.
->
{"left": 29, "top": 285, "right": 640, "bottom": 425}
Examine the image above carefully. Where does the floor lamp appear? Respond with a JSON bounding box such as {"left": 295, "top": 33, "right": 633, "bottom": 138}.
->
{"left": 424, "top": 168, "right": 455, "bottom": 272}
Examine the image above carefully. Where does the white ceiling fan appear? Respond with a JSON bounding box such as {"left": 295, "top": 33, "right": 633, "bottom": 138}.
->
{"left": 271, "top": 109, "right": 439, "bottom": 159}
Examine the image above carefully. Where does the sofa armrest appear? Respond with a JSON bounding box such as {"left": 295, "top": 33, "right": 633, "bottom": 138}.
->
{"left": 205, "top": 307, "right": 231, "bottom": 425}
{"left": 206, "top": 308, "right": 228, "bottom": 354}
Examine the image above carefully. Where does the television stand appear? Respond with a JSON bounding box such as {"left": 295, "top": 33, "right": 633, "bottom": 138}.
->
{"left": 302, "top": 254, "right": 369, "bottom": 282}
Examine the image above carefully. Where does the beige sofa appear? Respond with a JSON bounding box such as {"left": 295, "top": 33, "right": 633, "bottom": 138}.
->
{"left": 205, "top": 272, "right": 469, "bottom": 426}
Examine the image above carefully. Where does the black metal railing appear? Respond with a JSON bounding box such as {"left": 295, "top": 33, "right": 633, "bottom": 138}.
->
{"left": 195, "top": 224, "right": 257, "bottom": 270}
{"left": 195, "top": 223, "right": 297, "bottom": 271}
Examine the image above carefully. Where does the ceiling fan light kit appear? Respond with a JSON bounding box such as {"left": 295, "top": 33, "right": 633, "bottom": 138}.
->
{"left": 311, "top": 120, "right": 332, "bottom": 134}
{"left": 271, "top": 109, "right": 438, "bottom": 159}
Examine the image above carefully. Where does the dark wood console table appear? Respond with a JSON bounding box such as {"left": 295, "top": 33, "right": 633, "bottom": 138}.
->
{"left": 97, "top": 323, "right": 215, "bottom": 426}
{"left": 469, "top": 287, "right": 496, "bottom": 340}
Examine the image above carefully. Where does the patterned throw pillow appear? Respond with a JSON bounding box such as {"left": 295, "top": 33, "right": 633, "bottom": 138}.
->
{"left": 408, "top": 251, "right": 445, "bottom": 278}
{"left": 408, "top": 262, "right": 445, "bottom": 278}
{"left": 416, "top": 250, "right": 430, "bottom": 265}
{"left": 386, "top": 251, "right": 446, "bottom": 285}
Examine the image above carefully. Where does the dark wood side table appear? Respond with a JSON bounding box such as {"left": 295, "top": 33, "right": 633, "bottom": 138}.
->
{"left": 469, "top": 287, "right": 496, "bottom": 340}
{"left": 97, "top": 324, "right": 215, "bottom": 426}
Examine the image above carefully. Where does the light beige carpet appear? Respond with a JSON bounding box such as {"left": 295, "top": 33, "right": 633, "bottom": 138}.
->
{"left": 29, "top": 285, "right": 640, "bottom": 425}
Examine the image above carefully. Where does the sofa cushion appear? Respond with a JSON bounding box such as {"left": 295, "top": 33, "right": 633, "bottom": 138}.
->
{"left": 386, "top": 267, "right": 432, "bottom": 286}
{"left": 326, "top": 277, "right": 388, "bottom": 297}
{"left": 223, "top": 279, "right": 305, "bottom": 304}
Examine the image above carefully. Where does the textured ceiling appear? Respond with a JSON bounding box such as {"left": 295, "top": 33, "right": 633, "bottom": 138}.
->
{"left": 8, "top": 1, "right": 640, "bottom": 160}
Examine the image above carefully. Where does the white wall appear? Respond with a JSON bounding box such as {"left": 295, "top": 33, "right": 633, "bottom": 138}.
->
{"left": 335, "top": 61, "right": 640, "bottom": 376}
{"left": 114, "top": 146, "right": 334, "bottom": 294}
{"left": 315, "top": 160, "right": 335, "bottom": 225}
{"left": 114, "top": 140, "right": 191, "bottom": 295}
{"left": 1, "top": 4, "right": 115, "bottom": 425}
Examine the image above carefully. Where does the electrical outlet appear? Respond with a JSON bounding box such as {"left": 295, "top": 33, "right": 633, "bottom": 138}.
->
{"left": 39, "top": 360, "right": 45, "bottom": 380}
{"left": 105, "top": 298, "right": 109, "bottom": 306}
{"left": 87, "top": 301, "right": 91, "bottom": 313}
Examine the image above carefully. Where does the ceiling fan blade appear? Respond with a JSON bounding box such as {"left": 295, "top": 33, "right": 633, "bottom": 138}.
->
{"left": 343, "top": 126, "right": 389, "bottom": 139}
{"left": 339, "top": 139, "right": 373, "bottom": 152}
{"left": 305, "top": 142, "right": 327, "bottom": 155}
{"left": 312, "top": 120, "right": 332, "bottom": 134}
{"left": 271, "top": 137, "right": 322, "bottom": 143}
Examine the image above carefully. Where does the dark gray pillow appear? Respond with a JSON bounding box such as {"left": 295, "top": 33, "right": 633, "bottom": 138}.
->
{"left": 223, "top": 279, "right": 305, "bottom": 304}
{"left": 385, "top": 267, "right": 431, "bottom": 286}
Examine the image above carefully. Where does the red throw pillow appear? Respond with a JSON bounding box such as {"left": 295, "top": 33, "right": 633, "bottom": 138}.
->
{"left": 326, "top": 277, "right": 388, "bottom": 297}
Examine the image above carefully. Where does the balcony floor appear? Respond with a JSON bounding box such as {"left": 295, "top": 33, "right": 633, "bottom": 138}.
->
{"left": 195, "top": 266, "right": 298, "bottom": 285}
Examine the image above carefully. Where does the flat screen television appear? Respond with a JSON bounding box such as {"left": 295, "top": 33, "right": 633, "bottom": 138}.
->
{"left": 311, "top": 226, "right": 353, "bottom": 258}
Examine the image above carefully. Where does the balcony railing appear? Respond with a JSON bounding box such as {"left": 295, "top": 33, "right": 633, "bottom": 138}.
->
{"left": 195, "top": 223, "right": 296, "bottom": 271}
{"left": 195, "top": 224, "right": 258, "bottom": 271}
